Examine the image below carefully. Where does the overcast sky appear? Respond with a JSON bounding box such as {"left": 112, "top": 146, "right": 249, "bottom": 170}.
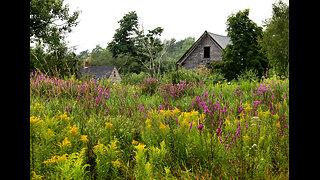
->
{"left": 64, "top": 0, "right": 288, "bottom": 54}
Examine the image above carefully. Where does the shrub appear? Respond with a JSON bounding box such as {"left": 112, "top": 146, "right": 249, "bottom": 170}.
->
{"left": 237, "top": 68, "right": 259, "bottom": 82}
{"left": 140, "top": 77, "right": 159, "bottom": 95}
{"left": 121, "top": 72, "right": 147, "bottom": 85}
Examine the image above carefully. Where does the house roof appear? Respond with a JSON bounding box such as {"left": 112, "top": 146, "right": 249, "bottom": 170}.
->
{"left": 78, "top": 66, "right": 116, "bottom": 79}
{"left": 207, "top": 32, "right": 231, "bottom": 49}
{"left": 176, "top": 31, "right": 232, "bottom": 66}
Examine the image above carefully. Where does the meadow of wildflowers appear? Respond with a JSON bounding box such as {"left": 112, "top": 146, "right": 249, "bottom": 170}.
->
{"left": 30, "top": 70, "right": 289, "bottom": 179}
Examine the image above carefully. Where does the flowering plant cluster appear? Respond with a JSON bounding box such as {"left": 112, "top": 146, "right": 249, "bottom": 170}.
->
{"left": 158, "top": 80, "right": 202, "bottom": 100}
{"left": 30, "top": 70, "right": 288, "bottom": 179}
{"left": 140, "top": 77, "right": 159, "bottom": 95}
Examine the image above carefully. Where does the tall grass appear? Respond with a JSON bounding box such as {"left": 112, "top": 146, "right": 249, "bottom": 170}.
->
{"left": 30, "top": 68, "right": 289, "bottom": 179}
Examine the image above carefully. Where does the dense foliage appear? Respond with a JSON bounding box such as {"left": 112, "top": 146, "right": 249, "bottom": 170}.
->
{"left": 107, "top": 11, "right": 166, "bottom": 77}
{"left": 259, "top": 0, "right": 289, "bottom": 76}
{"left": 30, "top": 68, "right": 289, "bottom": 179}
{"left": 78, "top": 37, "right": 195, "bottom": 77}
{"left": 30, "top": 0, "right": 81, "bottom": 77}
{"left": 212, "top": 9, "right": 268, "bottom": 81}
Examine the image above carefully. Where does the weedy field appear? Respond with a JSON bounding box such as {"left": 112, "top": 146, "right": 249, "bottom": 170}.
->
{"left": 30, "top": 70, "right": 289, "bottom": 179}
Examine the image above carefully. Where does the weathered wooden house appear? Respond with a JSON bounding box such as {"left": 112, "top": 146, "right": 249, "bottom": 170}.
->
{"left": 176, "top": 30, "right": 231, "bottom": 69}
{"left": 78, "top": 64, "right": 122, "bottom": 82}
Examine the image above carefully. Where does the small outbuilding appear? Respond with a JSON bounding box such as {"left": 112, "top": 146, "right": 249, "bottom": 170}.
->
{"left": 176, "top": 30, "right": 231, "bottom": 70}
{"left": 79, "top": 65, "right": 122, "bottom": 82}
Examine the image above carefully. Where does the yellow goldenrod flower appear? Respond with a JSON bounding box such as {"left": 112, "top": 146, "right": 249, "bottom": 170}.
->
{"left": 58, "top": 137, "right": 71, "bottom": 149}
{"left": 159, "top": 122, "right": 169, "bottom": 130}
{"left": 164, "top": 108, "right": 172, "bottom": 117}
{"left": 33, "top": 103, "right": 44, "bottom": 112}
{"left": 88, "top": 118, "right": 93, "bottom": 124}
{"left": 190, "top": 109, "right": 199, "bottom": 117}
{"left": 111, "top": 158, "right": 122, "bottom": 168}
{"left": 182, "top": 119, "right": 189, "bottom": 127}
{"left": 258, "top": 136, "right": 264, "bottom": 144}
{"left": 225, "top": 117, "right": 231, "bottom": 125}
{"left": 145, "top": 118, "right": 151, "bottom": 128}
{"left": 243, "top": 102, "right": 250, "bottom": 107}
{"left": 93, "top": 140, "right": 105, "bottom": 153}
{"left": 31, "top": 170, "right": 43, "bottom": 180}
{"left": 30, "top": 116, "right": 43, "bottom": 125}
{"left": 276, "top": 122, "right": 281, "bottom": 128}
{"left": 200, "top": 113, "right": 206, "bottom": 120}
{"left": 243, "top": 134, "right": 249, "bottom": 141}
{"left": 184, "top": 112, "right": 192, "bottom": 120}
{"left": 273, "top": 113, "right": 279, "bottom": 120}
{"left": 244, "top": 105, "right": 252, "bottom": 111}
{"left": 68, "top": 124, "right": 79, "bottom": 135}
{"left": 43, "top": 128, "right": 56, "bottom": 141}
{"left": 59, "top": 112, "right": 71, "bottom": 121}
{"left": 172, "top": 107, "right": 180, "bottom": 116}
{"left": 105, "top": 121, "right": 113, "bottom": 129}
{"left": 263, "top": 110, "right": 270, "bottom": 117}
{"left": 108, "top": 140, "right": 119, "bottom": 150}
{"left": 60, "top": 112, "right": 67, "bottom": 119}
{"left": 81, "top": 135, "right": 88, "bottom": 142}
{"left": 132, "top": 140, "right": 138, "bottom": 145}
{"left": 134, "top": 143, "right": 146, "bottom": 151}
{"left": 43, "top": 154, "right": 68, "bottom": 164}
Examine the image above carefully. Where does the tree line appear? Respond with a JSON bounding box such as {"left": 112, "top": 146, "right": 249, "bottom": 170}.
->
{"left": 30, "top": 0, "right": 288, "bottom": 81}
{"left": 78, "top": 37, "right": 195, "bottom": 76}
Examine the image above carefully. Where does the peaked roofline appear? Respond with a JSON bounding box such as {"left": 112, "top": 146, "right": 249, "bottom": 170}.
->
{"left": 176, "top": 31, "right": 231, "bottom": 66}
{"left": 78, "top": 65, "right": 118, "bottom": 79}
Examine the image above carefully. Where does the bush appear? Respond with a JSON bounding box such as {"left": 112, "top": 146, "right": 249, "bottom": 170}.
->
{"left": 210, "top": 70, "right": 226, "bottom": 84}
{"left": 140, "top": 77, "right": 159, "bottom": 95}
{"left": 169, "top": 65, "right": 213, "bottom": 84}
{"left": 237, "top": 68, "right": 259, "bottom": 82}
{"left": 121, "top": 72, "right": 147, "bottom": 85}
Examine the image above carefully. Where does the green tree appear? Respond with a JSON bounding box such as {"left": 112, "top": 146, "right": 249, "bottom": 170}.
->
{"left": 107, "top": 11, "right": 166, "bottom": 77}
{"left": 30, "top": 0, "right": 80, "bottom": 48}
{"left": 259, "top": 0, "right": 289, "bottom": 76}
{"left": 30, "top": 0, "right": 81, "bottom": 77}
{"left": 217, "top": 9, "right": 268, "bottom": 81}
{"left": 161, "top": 37, "right": 195, "bottom": 73}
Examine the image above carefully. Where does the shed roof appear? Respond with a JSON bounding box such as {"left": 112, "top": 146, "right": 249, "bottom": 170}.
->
{"left": 79, "top": 66, "right": 116, "bottom": 79}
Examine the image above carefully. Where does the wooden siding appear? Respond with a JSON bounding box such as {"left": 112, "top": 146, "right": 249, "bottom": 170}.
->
{"left": 108, "top": 67, "right": 122, "bottom": 83}
{"left": 182, "top": 33, "right": 223, "bottom": 70}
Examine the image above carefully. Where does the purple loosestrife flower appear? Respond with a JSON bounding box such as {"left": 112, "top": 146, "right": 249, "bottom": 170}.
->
{"left": 176, "top": 118, "right": 180, "bottom": 127}
{"left": 204, "top": 89, "right": 208, "bottom": 98}
{"left": 197, "top": 118, "right": 204, "bottom": 131}
{"left": 189, "top": 120, "right": 193, "bottom": 133}
{"left": 227, "top": 142, "right": 232, "bottom": 150}
{"left": 225, "top": 133, "right": 230, "bottom": 142}
{"left": 218, "top": 136, "right": 223, "bottom": 144}
{"left": 65, "top": 106, "right": 71, "bottom": 113}
{"left": 283, "top": 92, "right": 287, "bottom": 100}
{"left": 236, "top": 121, "right": 241, "bottom": 138}
{"left": 106, "top": 106, "right": 110, "bottom": 114}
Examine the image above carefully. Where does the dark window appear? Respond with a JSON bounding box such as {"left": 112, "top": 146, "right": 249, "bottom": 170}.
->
{"left": 204, "top": 46, "right": 210, "bottom": 58}
{"left": 113, "top": 71, "right": 116, "bottom": 77}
